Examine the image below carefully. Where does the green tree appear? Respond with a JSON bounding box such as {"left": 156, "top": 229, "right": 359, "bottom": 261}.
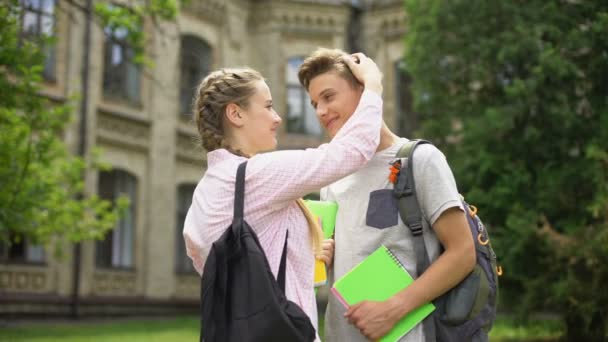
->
{"left": 404, "top": 1, "right": 608, "bottom": 340}
{"left": 0, "top": 0, "right": 178, "bottom": 254}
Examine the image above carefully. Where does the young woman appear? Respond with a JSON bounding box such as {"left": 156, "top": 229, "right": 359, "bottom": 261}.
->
{"left": 183, "top": 53, "right": 383, "bottom": 337}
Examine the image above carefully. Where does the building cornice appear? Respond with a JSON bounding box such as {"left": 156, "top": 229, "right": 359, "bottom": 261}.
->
{"left": 181, "top": 0, "right": 226, "bottom": 25}
{"left": 250, "top": 1, "right": 349, "bottom": 34}
{"left": 96, "top": 109, "right": 151, "bottom": 153}
{"left": 364, "top": 3, "right": 407, "bottom": 40}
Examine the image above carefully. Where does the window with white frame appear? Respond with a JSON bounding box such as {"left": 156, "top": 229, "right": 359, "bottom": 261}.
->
{"left": 103, "top": 26, "right": 140, "bottom": 104}
{"left": 286, "top": 57, "right": 322, "bottom": 136}
{"left": 19, "top": 0, "right": 56, "bottom": 80}
{"left": 96, "top": 170, "right": 137, "bottom": 269}
{"left": 175, "top": 184, "right": 196, "bottom": 273}
{"left": 179, "top": 35, "right": 212, "bottom": 116}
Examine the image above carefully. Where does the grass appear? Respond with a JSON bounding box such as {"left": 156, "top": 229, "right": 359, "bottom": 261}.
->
{"left": 0, "top": 316, "right": 199, "bottom": 342}
{"left": 0, "top": 315, "right": 563, "bottom": 341}
{"left": 489, "top": 316, "right": 563, "bottom": 342}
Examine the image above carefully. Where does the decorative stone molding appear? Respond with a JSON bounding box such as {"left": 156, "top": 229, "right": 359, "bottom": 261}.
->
{"left": 174, "top": 274, "right": 199, "bottom": 299}
{"left": 91, "top": 270, "right": 137, "bottom": 296}
{"left": 182, "top": 0, "right": 226, "bottom": 25}
{"left": 378, "top": 13, "right": 407, "bottom": 39}
{"left": 96, "top": 110, "right": 150, "bottom": 152}
{"left": 363, "top": 0, "right": 403, "bottom": 9}
{"left": 362, "top": 7, "right": 406, "bottom": 52}
{"left": 0, "top": 266, "right": 54, "bottom": 293}
{"left": 251, "top": 4, "right": 347, "bottom": 35}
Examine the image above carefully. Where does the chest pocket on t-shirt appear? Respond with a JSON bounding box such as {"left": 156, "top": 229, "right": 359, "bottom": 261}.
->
{"left": 366, "top": 189, "right": 399, "bottom": 229}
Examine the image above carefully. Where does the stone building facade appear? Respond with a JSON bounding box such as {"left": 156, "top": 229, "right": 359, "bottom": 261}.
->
{"left": 1, "top": 0, "right": 414, "bottom": 317}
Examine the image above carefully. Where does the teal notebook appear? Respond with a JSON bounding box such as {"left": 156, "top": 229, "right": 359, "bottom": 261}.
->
{"left": 304, "top": 200, "right": 338, "bottom": 238}
{"left": 331, "top": 245, "right": 435, "bottom": 342}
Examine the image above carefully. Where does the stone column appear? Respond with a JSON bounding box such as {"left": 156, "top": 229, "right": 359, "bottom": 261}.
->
{"left": 143, "top": 21, "right": 181, "bottom": 299}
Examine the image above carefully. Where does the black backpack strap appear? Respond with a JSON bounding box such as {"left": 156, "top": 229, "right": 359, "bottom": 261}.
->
{"left": 395, "top": 139, "right": 433, "bottom": 275}
{"left": 277, "top": 230, "right": 289, "bottom": 293}
{"left": 394, "top": 139, "right": 436, "bottom": 342}
{"left": 234, "top": 160, "right": 290, "bottom": 294}
{"left": 234, "top": 161, "right": 247, "bottom": 221}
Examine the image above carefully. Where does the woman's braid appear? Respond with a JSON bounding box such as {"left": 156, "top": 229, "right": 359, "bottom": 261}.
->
{"left": 193, "top": 68, "right": 263, "bottom": 157}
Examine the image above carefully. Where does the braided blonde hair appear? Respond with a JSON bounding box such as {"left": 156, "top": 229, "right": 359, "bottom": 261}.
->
{"left": 296, "top": 199, "right": 326, "bottom": 258}
{"left": 193, "top": 67, "right": 324, "bottom": 255}
{"left": 193, "top": 68, "right": 264, "bottom": 157}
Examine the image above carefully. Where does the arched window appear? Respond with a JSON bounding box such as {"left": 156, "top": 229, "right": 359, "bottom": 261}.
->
{"left": 286, "top": 57, "right": 322, "bottom": 136}
{"left": 19, "top": 0, "right": 56, "bottom": 80}
{"left": 96, "top": 169, "right": 137, "bottom": 268}
{"left": 103, "top": 26, "right": 140, "bottom": 104}
{"left": 179, "top": 36, "right": 212, "bottom": 116}
{"left": 175, "top": 184, "right": 196, "bottom": 273}
{"left": 395, "top": 60, "right": 417, "bottom": 137}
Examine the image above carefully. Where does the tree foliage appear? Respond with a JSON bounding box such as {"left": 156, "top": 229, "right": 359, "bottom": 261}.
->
{"left": 404, "top": 1, "right": 608, "bottom": 340}
{"left": 0, "top": 0, "right": 178, "bottom": 254}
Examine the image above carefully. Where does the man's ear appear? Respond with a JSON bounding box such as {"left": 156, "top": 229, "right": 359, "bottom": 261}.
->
{"left": 224, "top": 103, "right": 245, "bottom": 128}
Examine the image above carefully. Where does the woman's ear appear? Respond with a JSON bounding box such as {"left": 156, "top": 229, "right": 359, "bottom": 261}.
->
{"left": 357, "top": 82, "right": 365, "bottom": 92}
{"left": 224, "top": 103, "right": 245, "bottom": 128}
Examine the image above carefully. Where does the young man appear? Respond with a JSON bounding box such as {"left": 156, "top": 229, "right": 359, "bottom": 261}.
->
{"left": 298, "top": 48, "right": 476, "bottom": 341}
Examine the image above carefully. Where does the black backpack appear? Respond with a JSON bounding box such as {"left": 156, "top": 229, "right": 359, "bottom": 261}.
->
{"left": 393, "top": 139, "right": 499, "bottom": 342}
{"left": 199, "top": 161, "right": 316, "bottom": 342}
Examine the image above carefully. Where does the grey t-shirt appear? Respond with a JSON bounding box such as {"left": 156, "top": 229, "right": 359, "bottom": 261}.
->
{"left": 321, "top": 138, "right": 463, "bottom": 342}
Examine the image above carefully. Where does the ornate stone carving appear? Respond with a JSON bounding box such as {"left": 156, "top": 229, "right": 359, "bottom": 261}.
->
{"left": 174, "top": 274, "right": 199, "bottom": 299}
{"left": 363, "top": 0, "right": 403, "bottom": 8}
{"left": 92, "top": 271, "right": 137, "bottom": 296}
{"left": 251, "top": 5, "right": 345, "bottom": 34}
{"left": 96, "top": 111, "right": 150, "bottom": 151}
{"left": 0, "top": 268, "right": 52, "bottom": 293}
{"left": 362, "top": 9, "right": 406, "bottom": 52}
{"left": 379, "top": 14, "right": 406, "bottom": 38}
{"left": 182, "top": 0, "right": 226, "bottom": 25}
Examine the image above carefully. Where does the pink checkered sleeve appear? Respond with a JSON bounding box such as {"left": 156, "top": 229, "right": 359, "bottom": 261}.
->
{"left": 246, "top": 90, "right": 382, "bottom": 206}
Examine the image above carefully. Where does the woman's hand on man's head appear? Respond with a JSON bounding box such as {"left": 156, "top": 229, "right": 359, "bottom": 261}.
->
{"left": 342, "top": 53, "right": 383, "bottom": 96}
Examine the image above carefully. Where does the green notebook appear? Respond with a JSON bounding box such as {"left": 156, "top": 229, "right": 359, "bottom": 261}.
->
{"left": 304, "top": 200, "right": 338, "bottom": 238}
{"left": 331, "top": 245, "right": 435, "bottom": 342}
{"left": 305, "top": 200, "right": 338, "bottom": 290}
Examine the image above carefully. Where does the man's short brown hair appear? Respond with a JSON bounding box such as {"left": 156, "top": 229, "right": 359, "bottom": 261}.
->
{"left": 298, "top": 48, "right": 361, "bottom": 91}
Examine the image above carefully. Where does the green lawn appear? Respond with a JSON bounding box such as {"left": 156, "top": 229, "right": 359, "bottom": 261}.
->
{"left": 490, "top": 317, "right": 562, "bottom": 341}
{"left": 0, "top": 317, "right": 199, "bottom": 342}
{"left": 0, "top": 315, "right": 562, "bottom": 341}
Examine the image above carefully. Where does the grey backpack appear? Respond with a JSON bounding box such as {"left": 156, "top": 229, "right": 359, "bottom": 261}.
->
{"left": 393, "top": 139, "right": 499, "bottom": 342}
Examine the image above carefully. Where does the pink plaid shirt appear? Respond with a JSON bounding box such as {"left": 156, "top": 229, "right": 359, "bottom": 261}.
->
{"left": 183, "top": 90, "right": 382, "bottom": 333}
